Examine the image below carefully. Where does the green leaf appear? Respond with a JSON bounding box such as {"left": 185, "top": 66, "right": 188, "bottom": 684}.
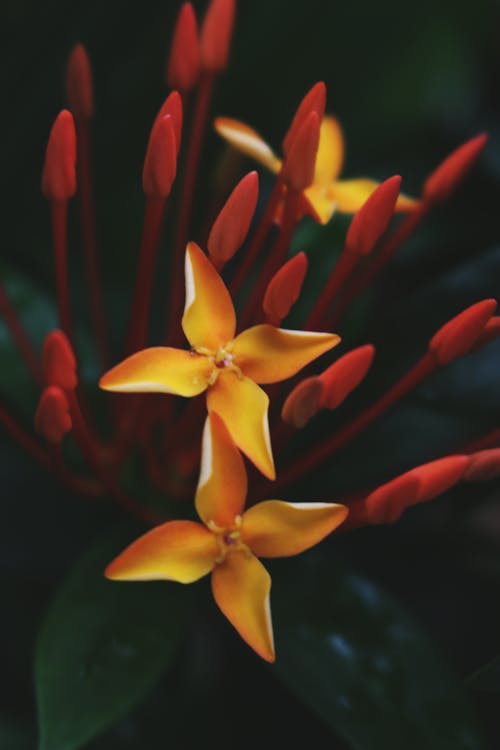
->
{"left": 273, "top": 555, "right": 484, "bottom": 750}
{"left": 35, "top": 528, "right": 190, "bottom": 750}
{"left": 466, "top": 655, "right": 500, "bottom": 692}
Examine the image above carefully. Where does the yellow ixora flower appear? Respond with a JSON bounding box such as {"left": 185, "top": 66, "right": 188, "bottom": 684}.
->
{"left": 99, "top": 241, "right": 339, "bottom": 479}
{"left": 105, "top": 413, "right": 348, "bottom": 662}
{"left": 214, "top": 113, "right": 417, "bottom": 225}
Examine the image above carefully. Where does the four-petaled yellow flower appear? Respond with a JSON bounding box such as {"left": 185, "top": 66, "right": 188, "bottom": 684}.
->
{"left": 215, "top": 115, "right": 417, "bottom": 225}
{"left": 100, "top": 242, "right": 340, "bottom": 479}
{"left": 105, "top": 413, "right": 348, "bottom": 662}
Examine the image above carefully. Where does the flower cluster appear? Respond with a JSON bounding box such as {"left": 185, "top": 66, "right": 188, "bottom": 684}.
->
{"left": 1, "top": 0, "right": 499, "bottom": 662}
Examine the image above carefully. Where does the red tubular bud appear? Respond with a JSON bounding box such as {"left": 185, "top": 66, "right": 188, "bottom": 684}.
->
{"left": 41, "top": 110, "right": 77, "bottom": 201}
{"left": 200, "top": 0, "right": 236, "bottom": 74}
{"left": 156, "top": 91, "right": 183, "bottom": 153}
{"left": 263, "top": 252, "right": 308, "bottom": 326}
{"left": 410, "top": 455, "right": 469, "bottom": 502}
{"left": 422, "top": 134, "right": 488, "bottom": 205}
{"left": 282, "top": 82, "right": 326, "bottom": 156}
{"left": 429, "top": 299, "right": 497, "bottom": 365}
{"left": 208, "top": 171, "right": 259, "bottom": 267}
{"left": 472, "top": 316, "right": 500, "bottom": 352}
{"left": 281, "top": 376, "right": 322, "bottom": 429}
{"left": 42, "top": 330, "right": 78, "bottom": 391}
{"left": 345, "top": 176, "right": 402, "bottom": 256}
{"left": 282, "top": 111, "right": 321, "bottom": 192}
{"left": 463, "top": 449, "right": 500, "bottom": 482}
{"left": 65, "top": 43, "right": 94, "bottom": 120}
{"left": 167, "top": 3, "right": 200, "bottom": 92}
{"left": 35, "top": 386, "right": 72, "bottom": 444}
{"left": 363, "top": 475, "right": 420, "bottom": 525}
{"left": 142, "top": 115, "right": 178, "bottom": 199}
{"left": 319, "top": 345, "right": 375, "bottom": 410}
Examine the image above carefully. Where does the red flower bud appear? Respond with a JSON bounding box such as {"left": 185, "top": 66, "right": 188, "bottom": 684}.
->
{"left": 429, "top": 299, "right": 497, "bottom": 365}
{"left": 142, "top": 115, "right": 178, "bottom": 199}
{"left": 200, "top": 0, "right": 236, "bottom": 74}
{"left": 263, "top": 252, "right": 308, "bottom": 326}
{"left": 363, "top": 474, "right": 420, "bottom": 525}
{"left": 463, "top": 449, "right": 500, "bottom": 482}
{"left": 166, "top": 3, "right": 200, "bottom": 92}
{"left": 42, "top": 330, "right": 78, "bottom": 390}
{"left": 422, "top": 134, "right": 488, "bottom": 205}
{"left": 208, "top": 171, "right": 259, "bottom": 268}
{"left": 41, "top": 110, "right": 77, "bottom": 201}
{"left": 319, "top": 345, "right": 375, "bottom": 410}
{"left": 156, "top": 91, "right": 183, "bottom": 153}
{"left": 410, "top": 455, "right": 469, "bottom": 503}
{"left": 471, "top": 316, "right": 500, "bottom": 352}
{"left": 345, "top": 176, "right": 402, "bottom": 256}
{"left": 35, "top": 386, "right": 72, "bottom": 444}
{"left": 282, "top": 111, "right": 321, "bottom": 192}
{"left": 282, "top": 82, "right": 326, "bottom": 157}
{"left": 65, "top": 43, "right": 94, "bottom": 120}
{"left": 281, "top": 376, "right": 322, "bottom": 429}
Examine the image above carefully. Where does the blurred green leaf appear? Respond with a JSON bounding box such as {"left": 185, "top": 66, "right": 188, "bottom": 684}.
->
{"left": 0, "top": 717, "right": 34, "bottom": 750}
{"left": 466, "top": 656, "right": 500, "bottom": 693}
{"left": 273, "top": 555, "right": 484, "bottom": 750}
{"left": 35, "top": 528, "right": 190, "bottom": 750}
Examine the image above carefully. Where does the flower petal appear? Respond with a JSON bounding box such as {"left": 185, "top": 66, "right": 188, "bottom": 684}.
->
{"left": 207, "top": 371, "right": 275, "bottom": 480}
{"left": 331, "top": 178, "right": 417, "bottom": 214}
{"left": 99, "top": 347, "right": 212, "bottom": 396}
{"left": 211, "top": 551, "right": 275, "bottom": 662}
{"left": 242, "top": 500, "right": 348, "bottom": 558}
{"left": 302, "top": 185, "right": 337, "bottom": 225}
{"left": 214, "top": 117, "right": 282, "bottom": 173}
{"left": 233, "top": 324, "right": 340, "bottom": 384}
{"left": 314, "top": 115, "right": 344, "bottom": 186}
{"left": 182, "top": 242, "right": 236, "bottom": 351}
{"left": 105, "top": 521, "right": 218, "bottom": 583}
{"left": 196, "top": 413, "right": 247, "bottom": 528}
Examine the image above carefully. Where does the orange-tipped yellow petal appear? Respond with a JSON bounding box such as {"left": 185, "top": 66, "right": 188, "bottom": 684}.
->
{"left": 211, "top": 551, "right": 275, "bottom": 662}
{"left": 233, "top": 325, "right": 340, "bottom": 384}
{"left": 182, "top": 242, "right": 236, "bottom": 350}
{"left": 214, "top": 117, "right": 282, "bottom": 174}
{"left": 99, "top": 347, "right": 212, "bottom": 396}
{"left": 314, "top": 116, "right": 344, "bottom": 186}
{"left": 196, "top": 413, "right": 247, "bottom": 528}
{"left": 105, "top": 521, "right": 218, "bottom": 583}
{"left": 242, "top": 500, "right": 348, "bottom": 558}
{"left": 331, "top": 178, "right": 417, "bottom": 214}
{"left": 207, "top": 371, "right": 274, "bottom": 480}
{"left": 302, "top": 184, "right": 337, "bottom": 225}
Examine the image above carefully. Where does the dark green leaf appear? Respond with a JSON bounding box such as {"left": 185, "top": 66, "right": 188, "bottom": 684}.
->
{"left": 35, "top": 528, "right": 190, "bottom": 750}
{"left": 273, "top": 554, "right": 484, "bottom": 750}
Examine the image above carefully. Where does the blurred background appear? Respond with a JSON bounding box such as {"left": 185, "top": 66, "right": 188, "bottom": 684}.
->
{"left": 2, "top": 0, "right": 500, "bottom": 748}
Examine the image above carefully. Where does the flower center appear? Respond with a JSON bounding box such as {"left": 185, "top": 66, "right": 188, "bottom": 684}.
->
{"left": 193, "top": 342, "right": 243, "bottom": 386}
{"left": 208, "top": 516, "right": 251, "bottom": 563}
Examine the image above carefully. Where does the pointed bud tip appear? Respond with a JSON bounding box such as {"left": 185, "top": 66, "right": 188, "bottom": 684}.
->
{"left": 200, "top": 0, "right": 236, "bottom": 73}
{"left": 167, "top": 3, "right": 200, "bottom": 91}
{"left": 282, "top": 110, "right": 321, "bottom": 192}
{"left": 319, "top": 344, "right": 375, "bottom": 410}
{"left": 41, "top": 110, "right": 77, "bottom": 201}
{"left": 429, "top": 299, "right": 497, "bottom": 364}
{"left": 66, "top": 43, "right": 94, "bottom": 119}
{"left": 143, "top": 114, "right": 178, "bottom": 198}
{"left": 283, "top": 81, "right": 327, "bottom": 156}
{"left": 35, "top": 386, "right": 72, "bottom": 444}
{"left": 208, "top": 171, "right": 259, "bottom": 266}
{"left": 263, "top": 252, "right": 308, "bottom": 325}
{"left": 345, "top": 176, "right": 402, "bottom": 256}
{"left": 156, "top": 91, "right": 183, "bottom": 153}
{"left": 42, "top": 330, "right": 78, "bottom": 390}
{"left": 423, "top": 133, "right": 488, "bottom": 205}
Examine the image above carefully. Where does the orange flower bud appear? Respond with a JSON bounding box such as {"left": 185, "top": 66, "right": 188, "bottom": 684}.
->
{"left": 166, "top": 3, "right": 200, "bottom": 92}
{"left": 282, "top": 82, "right": 326, "bottom": 157}
{"left": 363, "top": 474, "right": 420, "bottom": 525}
{"left": 429, "top": 299, "right": 497, "bottom": 365}
{"left": 208, "top": 171, "right": 259, "bottom": 268}
{"left": 281, "top": 376, "right": 322, "bottom": 428}
{"left": 42, "top": 330, "right": 78, "bottom": 391}
{"left": 65, "top": 43, "right": 94, "bottom": 120}
{"left": 156, "top": 91, "right": 183, "bottom": 153}
{"left": 200, "top": 0, "right": 236, "bottom": 73}
{"left": 422, "top": 134, "right": 488, "bottom": 205}
{"left": 471, "top": 316, "right": 500, "bottom": 352}
{"left": 263, "top": 252, "right": 308, "bottom": 326}
{"left": 41, "top": 110, "right": 77, "bottom": 201}
{"left": 463, "top": 449, "right": 500, "bottom": 482}
{"left": 35, "top": 386, "right": 72, "bottom": 444}
{"left": 142, "top": 115, "right": 178, "bottom": 198}
{"left": 282, "top": 111, "right": 320, "bottom": 192}
{"left": 319, "top": 345, "right": 375, "bottom": 410}
{"left": 345, "top": 176, "right": 402, "bottom": 256}
{"left": 410, "top": 456, "right": 469, "bottom": 502}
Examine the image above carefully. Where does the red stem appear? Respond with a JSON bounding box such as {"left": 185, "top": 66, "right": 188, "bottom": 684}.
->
{"left": 304, "top": 249, "right": 359, "bottom": 330}
{"left": 0, "top": 285, "right": 41, "bottom": 382}
{"left": 51, "top": 200, "right": 73, "bottom": 343}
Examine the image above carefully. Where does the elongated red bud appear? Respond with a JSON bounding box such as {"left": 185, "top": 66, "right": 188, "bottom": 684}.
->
{"left": 410, "top": 455, "right": 469, "bottom": 502}
{"left": 282, "top": 82, "right": 326, "bottom": 156}
{"left": 167, "top": 3, "right": 200, "bottom": 92}
{"left": 263, "top": 252, "right": 308, "bottom": 326}
{"left": 156, "top": 91, "right": 183, "bottom": 153}
{"left": 66, "top": 43, "right": 94, "bottom": 120}
{"left": 42, "top": 330, "right": 77, "bottom": 390}
{"left": 143, "top": 115, "right": 178, "bottom": 198}
{"left": 422, "top": 134, "right": 488, "bottom": 205}
{"left": 281, "top": 376, "right": 322, "bottom": 428}
{"left": 463, "top": 449, "right": 500, "bottom": 482}
{"left": 200, "top": 0, "right": 235, "bottom": 73}
{"left": 41, "top": 110, "right": 77, "bottom": 201}
{"left": 345, "top": 176, "right": 402, "bottom": 256}
{"left": 208, "top": 171, "right": 259, "bottom": 268}
{"left": 35, "top": 386, "right": 72, "bottom": 444}
{"left": 472, "top": 316, "right": 500, "bottom": 352}
{"left": 429, "top": 299, "right": 497, "bottom": 365}
{"left": 282, "top": 111, "right": 320, "bottom": 192}
{"left": 319, "top": 345, "right": 375, "bottom": 410}
{"left": 363, "top": 475, "right": 420, "bottom": 525}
